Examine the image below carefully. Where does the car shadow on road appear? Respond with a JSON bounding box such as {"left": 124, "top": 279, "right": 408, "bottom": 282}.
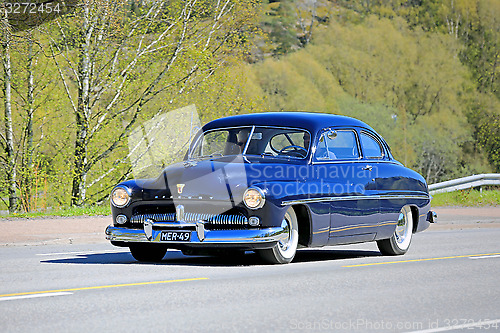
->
{"left": 40, "top": 249, "right": 382, "bottom": 266}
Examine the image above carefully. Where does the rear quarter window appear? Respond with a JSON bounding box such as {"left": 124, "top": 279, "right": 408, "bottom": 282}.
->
{"left": 360, "top": 132, "right": 384, "bottom": 159}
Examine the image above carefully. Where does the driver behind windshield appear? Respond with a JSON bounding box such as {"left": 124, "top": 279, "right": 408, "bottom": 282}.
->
{"left": 223, "top": 128, "right": 250, "bottom": 155}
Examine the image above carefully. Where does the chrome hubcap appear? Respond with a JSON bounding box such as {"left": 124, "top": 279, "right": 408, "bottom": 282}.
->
{"left": 395, "top": 212, "right": 407, "bottom": 244}
{"left": 279, "top": 218, "right": 291, "bottom": 251}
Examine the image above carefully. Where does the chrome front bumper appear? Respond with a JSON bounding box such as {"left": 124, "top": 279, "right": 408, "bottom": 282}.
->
{"left": 105, "top": 221, "right": 287, "bottom": 247}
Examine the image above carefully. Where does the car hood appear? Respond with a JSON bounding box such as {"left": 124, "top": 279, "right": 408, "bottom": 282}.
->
{"left": 137, "top": 155, "right": 305, "bottom": 201}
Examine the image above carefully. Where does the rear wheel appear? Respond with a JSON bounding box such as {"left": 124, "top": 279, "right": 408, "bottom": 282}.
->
{"left": 129, "top": 244, "right": 168, "bottom": 262}
{"left": 377, "top": 206, "right": 413, "bottom": 256}
{"left": 257, "top": 208, "right": 299, "bottom": 264}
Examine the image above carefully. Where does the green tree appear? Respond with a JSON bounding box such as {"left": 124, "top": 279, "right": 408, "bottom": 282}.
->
{"left": 49, "top": 0, "right": 260, "bottom": 206}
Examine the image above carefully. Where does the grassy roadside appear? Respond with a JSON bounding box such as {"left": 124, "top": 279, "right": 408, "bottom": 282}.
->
{"left": 1, "top": 205, "right": 111, "bottom": 219}
{"left": 431, "top": 189, "right": 500, "bottom": 207}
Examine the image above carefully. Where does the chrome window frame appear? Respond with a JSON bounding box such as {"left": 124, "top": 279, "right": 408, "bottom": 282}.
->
{"left": 359, "top": 130, "right": 385, "bottom": 160}
{"left": 312, "top": 128, "right": 362, "bottom": 164}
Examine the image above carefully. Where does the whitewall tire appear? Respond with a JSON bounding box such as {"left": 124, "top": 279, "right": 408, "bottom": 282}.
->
{"left": 258, "top": 208, "right": 299, "bottom": 264}
{"left": 377, "top": 206, "right": 413, "bottom": 256}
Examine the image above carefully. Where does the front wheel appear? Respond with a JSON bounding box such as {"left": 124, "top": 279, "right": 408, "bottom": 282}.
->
{"left": 129, "top": 244, "right": 168, "bottom": 262}
{"left": 257, "top": 208, "right": 299, "bottom": 264}
{"left": 377, "top": 206, "right": 413, "bottom": 256}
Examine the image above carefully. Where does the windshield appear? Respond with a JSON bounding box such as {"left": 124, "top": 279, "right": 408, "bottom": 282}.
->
{"left": 189, "top": 126, "right": 310, "bottom": 159}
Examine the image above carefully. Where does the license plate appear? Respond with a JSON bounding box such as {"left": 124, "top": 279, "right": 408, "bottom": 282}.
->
{"left": 160, "top": 230, "right": 191, "bottom": 242}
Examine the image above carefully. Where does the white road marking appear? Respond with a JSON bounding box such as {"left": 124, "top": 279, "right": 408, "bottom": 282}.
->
{"left": 36, "top": 250, "right": 125, "bottom": 256}
{"left": 0, "top": 292, "right": 73, "bottom": 302}
{"left": 407, "top": 319, "right": 500, "bottom": 333}
{"left": 468, "top": 254, "right": 500, "bottom": 260}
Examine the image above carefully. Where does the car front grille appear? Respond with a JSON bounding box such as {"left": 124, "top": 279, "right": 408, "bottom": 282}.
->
{"left": 130, "top": 212, "right": 249, "bottom": 226}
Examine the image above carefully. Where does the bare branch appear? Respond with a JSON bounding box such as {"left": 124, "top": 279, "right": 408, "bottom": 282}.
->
{"left": 49, "top": 43, "right": 77, "bottom": 113}
{"left": 54, "top": 20, "right": 80, "bottom": 85}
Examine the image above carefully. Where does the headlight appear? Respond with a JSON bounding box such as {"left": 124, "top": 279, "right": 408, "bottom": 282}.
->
{"left": 243, "top": 187, "right": 265, "bottom": 209}
{"left": 111, "top": 186, "right": 131, "bottom": 208}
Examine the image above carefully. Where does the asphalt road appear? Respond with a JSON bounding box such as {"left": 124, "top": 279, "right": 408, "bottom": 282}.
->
{"left": 1, "top": 223, "right": 499, "bottom": 332}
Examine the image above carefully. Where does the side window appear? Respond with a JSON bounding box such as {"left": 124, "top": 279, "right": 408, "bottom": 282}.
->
{"left": 360, "top": 132, "right": 383, "bottom": 158}
{"left": 315, "top": 130, "right": 359, "bottom": 160}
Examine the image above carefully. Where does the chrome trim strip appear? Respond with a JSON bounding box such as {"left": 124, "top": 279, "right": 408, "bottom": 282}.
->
{"left": 281, "top": 194, "right": 430, "bottom": 206}
{"left": 105, "top": 225, "right": 287, "bottom": 244}
{"left": 329, "top": 221, "right": 397, "bottom": 234}
{"left": 376, "top": 194, "right": 430, "bottom": 200}
{"left": 313, "top": 226, "right": 330, "bottom": 235}
{"left": 311, "top": 160, "right": 401, "bottom": 165}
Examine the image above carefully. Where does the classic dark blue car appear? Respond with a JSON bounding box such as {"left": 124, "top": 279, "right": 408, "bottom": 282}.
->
{"left": 106, "top": 112, "right": 436, "bottom": 264}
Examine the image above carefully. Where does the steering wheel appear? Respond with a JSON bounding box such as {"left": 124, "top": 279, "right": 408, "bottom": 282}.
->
{"left": 278, "top": 145, "right": 308, "bottom": 157}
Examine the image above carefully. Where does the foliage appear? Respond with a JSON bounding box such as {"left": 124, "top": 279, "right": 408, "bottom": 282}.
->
{"left": 256, "top": 0, "right": 332, "bottom": 58}
{"left": 432, "top": 188, "right": 500, "bottom": 207}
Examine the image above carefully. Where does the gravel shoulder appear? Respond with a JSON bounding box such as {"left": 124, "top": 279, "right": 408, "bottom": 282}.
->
{"left": 430, "top": 206, "right": 500, "bottom": 230}
{"left": 1, "top": 206, "right": 499, "bottom": 246}
{"left": 0, "top": 216, "right": 111, "bottom": 246}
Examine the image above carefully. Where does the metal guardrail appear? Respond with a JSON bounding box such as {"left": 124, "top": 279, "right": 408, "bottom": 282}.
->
{"left": 429, "top": 174, "right": 500, "bottom": 194}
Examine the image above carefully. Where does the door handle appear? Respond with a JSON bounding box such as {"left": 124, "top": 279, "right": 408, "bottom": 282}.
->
{"left": 362, "top": 165, "right": 373, "bottom": 171}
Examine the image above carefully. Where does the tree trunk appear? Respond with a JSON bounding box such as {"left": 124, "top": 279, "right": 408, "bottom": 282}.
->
{"left": 71, "top": 3, "right": 92, "bottom": 206}
{"left": 2, "top": 36, "right": 18, "bottom": 213}
{"left": 26, "top": 38, "right": 34, "bottom": 172}
{"left": 22, "top": 37, "right": 35, "bottom": 211}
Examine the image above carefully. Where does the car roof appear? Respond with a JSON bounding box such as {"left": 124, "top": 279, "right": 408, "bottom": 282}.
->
{"left": 203, "top": 112, "right": 376, "bottom": 133}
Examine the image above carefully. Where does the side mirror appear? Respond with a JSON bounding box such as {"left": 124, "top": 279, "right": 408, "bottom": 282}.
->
{"left": 327, "top": 130, "right": 337, "bottom": 140}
